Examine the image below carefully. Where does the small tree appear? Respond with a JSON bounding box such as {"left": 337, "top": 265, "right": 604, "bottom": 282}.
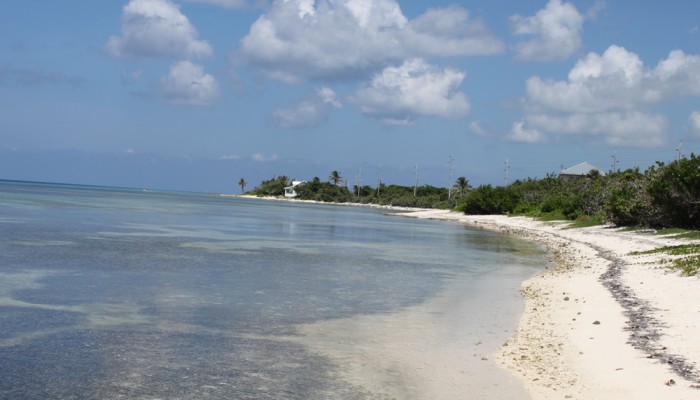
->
{"left": 453, "top": 176, "right": 470, "bottom": 198}
{"left": 238, "top": 178, "right": 247, "bottom": 194}
{"left": 329, "top": 170, "right": 344, "bottom": 186}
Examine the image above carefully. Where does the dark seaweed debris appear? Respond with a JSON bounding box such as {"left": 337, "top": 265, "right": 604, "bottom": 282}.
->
{"left": 596, "top": 246, "right": 700, "bottom": 386}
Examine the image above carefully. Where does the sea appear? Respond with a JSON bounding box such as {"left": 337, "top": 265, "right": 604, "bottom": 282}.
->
{"left": 0, "top": 180, "right": 546, "bottom": 399}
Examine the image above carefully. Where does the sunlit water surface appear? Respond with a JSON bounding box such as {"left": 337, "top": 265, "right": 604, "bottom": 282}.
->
{"left": 0, "top": 180, "right": 545, "bottom": 399}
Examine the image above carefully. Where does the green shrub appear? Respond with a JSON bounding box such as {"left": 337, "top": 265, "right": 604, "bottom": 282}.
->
{"left": 457, "top": 185, "right": 522, "bottom": 215}
{"left": 647, "top": 154, "right": 700, "bottom": 229}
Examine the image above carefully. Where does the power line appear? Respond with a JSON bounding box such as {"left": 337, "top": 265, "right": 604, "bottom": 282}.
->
{"left": 448, "top": 154, "right": 454, "bottom": 200}
{"left": 414, "top": 164, "right": 419, "bottom": 197}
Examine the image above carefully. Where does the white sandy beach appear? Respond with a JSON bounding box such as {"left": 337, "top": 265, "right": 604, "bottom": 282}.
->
{"left": 400, "top": 210, "right": 700, "bottom": 399}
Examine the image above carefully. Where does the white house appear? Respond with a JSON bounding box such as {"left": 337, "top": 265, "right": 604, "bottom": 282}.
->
{"left": 559, "top": 162, "right": 605, "bottom": 179}
{"left": 284, "top": 181, "right": 306, "bottom": 198}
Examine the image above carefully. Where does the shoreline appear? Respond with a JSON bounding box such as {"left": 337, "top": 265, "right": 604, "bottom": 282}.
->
{"left": 217, "top": 194, "right": 429, "bottom": 212}
{"left": 222, "top": 195, "right": 700, "bottom": 398}
{"left": 398, "top": 210, "right": 700, "bottom": 399}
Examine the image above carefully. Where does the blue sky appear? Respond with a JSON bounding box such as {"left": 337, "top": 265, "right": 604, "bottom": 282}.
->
{"left": 2, "top": 0, "right": 700, "bottom": 193}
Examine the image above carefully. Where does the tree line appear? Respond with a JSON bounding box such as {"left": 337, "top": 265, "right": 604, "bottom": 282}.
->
{"left": 457, "top": 154, "right": 700, "bottom": 229}
{"left": 243, "top": 154, "right": 700, "bottom": 229}
{"left": 246, "top": 171, "right": 463, "bottom": 209}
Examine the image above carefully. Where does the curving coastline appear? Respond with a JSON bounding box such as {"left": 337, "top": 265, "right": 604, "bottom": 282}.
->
{"left": 398, "top": 210, "right": 700, "bottom": 399}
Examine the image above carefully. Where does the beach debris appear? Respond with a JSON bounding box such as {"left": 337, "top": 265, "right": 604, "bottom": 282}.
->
{"left": 665, "top": 379, "right": 676, "bottom": 386}
{"left": 592, "top": 320, "right": 601, "bottom": 325}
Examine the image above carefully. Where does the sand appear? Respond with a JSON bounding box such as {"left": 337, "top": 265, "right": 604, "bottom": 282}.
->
{"left": 290, "top": 272, "right": 531, "bottom": 399}
{"left": 399, "top": 210, "right": 700, "bottom": 399}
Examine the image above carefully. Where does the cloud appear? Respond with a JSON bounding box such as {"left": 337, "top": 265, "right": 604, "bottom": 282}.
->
{"left": 468, "top": 121, "right": 491, "bottom": 136}
{"left": 251, "top": 152, "right": 278, "bottom": 162}
{"left": 352, "top": 59, "right": 470, "bottom": 125}
{"left": 525, "top": 45, "right": 647, "bottom": 113}
{"left": 527, "top": 46, "right": 700, "bottom": 108}
{"left": 154, "top": 60, "right": 219, "bottom": 106}
{"left": 585, "top": 0, "right": 607, "bottom": 19}
{"left": 181, "top": 0, "right": 247, "bottom": 8}
{"left": 507, "top": 121, "right": 547, "bottom": 143}
{"left": 687, "top": 111, "right": 700, "bottom": 137}
{"left": 516, "top": 45, "right": 700, "bottom": 147}
{"left": 271, "top": 87, "right": 342, "bottom": 129}
{"left": 239, "top": 0, "right": 503, "bottom": 82}
{"left": 525, "top": 112, "right": 668, "bottom": 147}
{"left": 510, "top": 0, "right": 584, "bottom": 61}
{"left": 402, "top": 6, "right": 505, "bottom": 58}
{"left": 107, "top": 0, "right": 213, "bottom": 59}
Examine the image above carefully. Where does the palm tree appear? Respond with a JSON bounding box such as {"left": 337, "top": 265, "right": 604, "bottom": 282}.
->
{"left": 453, "top": 176, "right": 470, "bottom": 198}
{"left": 238, "top": 178, "right": 247, "bottom": 194}
{"left": 329, "top": 170, "right": 343, "bottom": 186}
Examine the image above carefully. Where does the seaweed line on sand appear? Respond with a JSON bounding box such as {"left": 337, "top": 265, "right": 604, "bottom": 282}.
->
{"left": 596, "top": 246, "right": 700, "bottom": 386}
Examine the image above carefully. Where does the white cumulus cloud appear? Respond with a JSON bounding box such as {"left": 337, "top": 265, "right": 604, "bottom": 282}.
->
{"left": 351, "top": 59, "right": 470, "bottom": 125}
{"left": 107, "top": 0, "right": 213, "bottom": 59}
{"left": 155, "top": 60, "right": 220, "bottom": 106}
{"left": 516, "top": 45, "right": 700, "bottom": 147}
{"left": 510, "top": 0, "right": 584, "bottom": 62}
{"left": 525, "top": 112, "right": 668, "bottom": 147}
{"left": 240, "top": 0, "right": 503, "bottom": 82}
{"left": 507, "top": 121, "right": 547, "bottom": 143}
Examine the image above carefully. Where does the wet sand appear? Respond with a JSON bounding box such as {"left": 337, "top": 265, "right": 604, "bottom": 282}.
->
{"left": 289, "top": 266, "right": 534, "bottom": 399}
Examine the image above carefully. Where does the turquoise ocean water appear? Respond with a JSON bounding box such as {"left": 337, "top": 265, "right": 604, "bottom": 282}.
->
{"left": 0, "top": 180, "right": 544, "bottom": 399}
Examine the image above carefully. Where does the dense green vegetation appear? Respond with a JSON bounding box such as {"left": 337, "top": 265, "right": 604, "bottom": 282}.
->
{"left": 457, "top": 154, "right": 700, "bottom": 230}
{"left": 250, "top": 176, "right": 294, "bottom": 197}
{"left": 248, "top": 175, "right": 457, "bottom": 208}
{"left": 246, "top": 154, "right": 700, "bottom": 230}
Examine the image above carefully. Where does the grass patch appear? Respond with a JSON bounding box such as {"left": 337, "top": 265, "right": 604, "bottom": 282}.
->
{"left": 655, "top": 228, "right": 690, "bottom": 236}
{"left": 652, "top": 228, "right": 700, "bottom": 240}
{"left": 535, "top": 210, "right": 567, "bottom": 222}
{"left": 670, "top": 256, "right": 700, "bottom": 276}
{"left": 566, "top": 215, "right": 604, "bottom": 229}
{"left": 629, "top": 244, "right": 700, "bottom": 276}
{"left": 630, "top": 244, "right": 700, "bottom": 256}
{"left": 674, "top": 231, "right": 700, "bottom": 240}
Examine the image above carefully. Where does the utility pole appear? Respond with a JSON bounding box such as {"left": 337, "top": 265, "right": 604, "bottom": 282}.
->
{"left": 504, "top": 159, "right": 510, "bottom": 186}
{"left": 611, "top": 151, "right": 619, "bottom": 173}
{"left": 355, "top": 168, "right": 362, "bottom": 199}
{"left": 448, "top": 154, "right": 454, "bottom": 200}
{"left": 414, "top": 164, "right": 419, "bottom": 197}
{"left": 676, "top": 141, "right": 684, "bottom": 161}
{"left": 376, "top": 165, "right": 382, "bottom": 197}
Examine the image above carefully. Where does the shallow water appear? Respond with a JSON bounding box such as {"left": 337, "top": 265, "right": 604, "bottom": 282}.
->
{"left": 0, "top": 180, "right": 545, "bottom": 398}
